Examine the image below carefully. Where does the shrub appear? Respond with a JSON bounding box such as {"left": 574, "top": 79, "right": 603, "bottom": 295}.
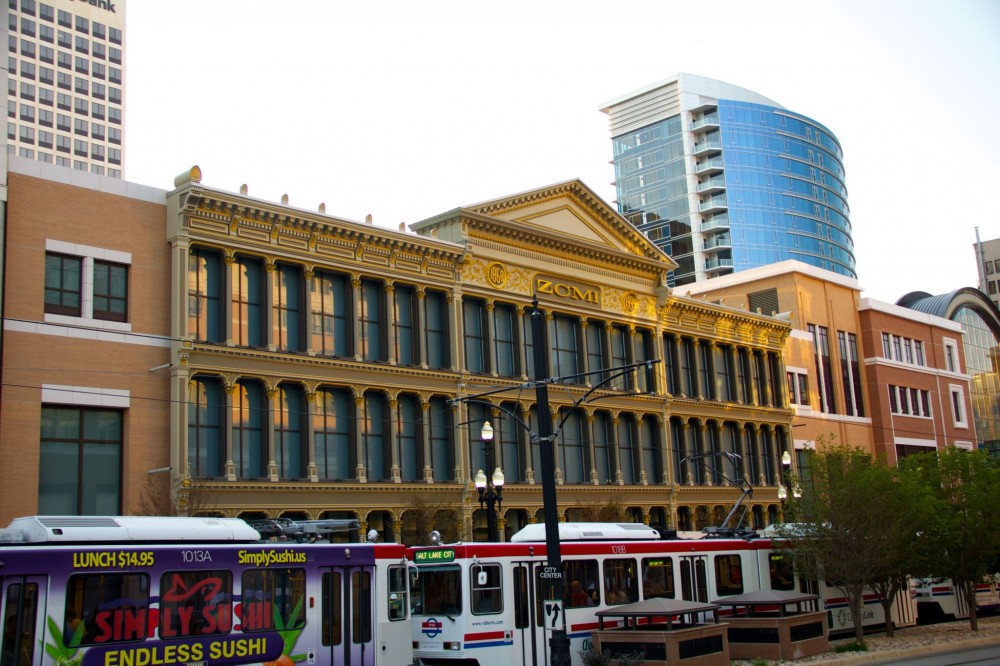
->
{"left": 834, "top": 640, "right": 868, "bottom": 653}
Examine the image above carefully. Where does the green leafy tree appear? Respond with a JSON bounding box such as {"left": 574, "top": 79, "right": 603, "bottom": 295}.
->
{"left": 781, "top": 446, "right": 914, "bottom": 642}
{"left": 899, "top": 447, "right": 1000, "bottom": 631}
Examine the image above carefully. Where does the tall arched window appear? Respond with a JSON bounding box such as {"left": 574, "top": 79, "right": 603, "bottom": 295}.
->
{"left": 274, "top": 264, "right": 304, "bottom": 352}
{"left": 617, "top": 414, "right": 639, "bottom": 485}
{"left": 362, "top": 392, "right": 388, "bottom": 480}
{"left": 188, "top": 248, "right": 223, "bottom": 343}
{"left": 232, "top": 255, "right": 265, "bottom": 348}
{"left": 558, "top": 408, "right": 586, "bottom": 483}
{"left": 640, "top": 415, "right": 662, "bottom": 484}
{"left": 310, "top": 270, "right": 351, "bottom": 357}
{"left": 188, "top": 376, "right": 223, "bottom": 478}
{"left": 275, "top": 384, "right": 306, "bottom": 479}
{"left": 671, "top": 418, "right": 686, "bottom": 484}
{"left": 496, "top": 401, "right": 522, "bottom": 483}
{"left": 428, "top": 397, "right": 453, "bottom": 482}
{"left": 397, "top": 394, "right": 422, "bottom": 482}
{"left": 314, "top": 387, "right": 352, "bottom": 480}
{"left": 467, "top": 402, "right": 490, "bottom": 478}
{"left": 233, "top": 380, "right": 266, "bottom": 478}
{"left": 593, "top": 411, "right": 615, "bottom": 484}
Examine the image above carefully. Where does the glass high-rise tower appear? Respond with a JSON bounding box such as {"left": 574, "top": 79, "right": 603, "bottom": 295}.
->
{"left": 601, "top": 73, "right": 854, "bottom": 286}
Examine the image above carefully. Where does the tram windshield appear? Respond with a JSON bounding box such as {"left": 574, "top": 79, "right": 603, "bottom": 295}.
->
{"left": 410, "top": 566, "right": 461, "bottom": 616}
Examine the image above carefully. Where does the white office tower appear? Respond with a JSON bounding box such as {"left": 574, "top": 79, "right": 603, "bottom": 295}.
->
{"left": 3, "top": 0, "right": 125, "bottom": 177}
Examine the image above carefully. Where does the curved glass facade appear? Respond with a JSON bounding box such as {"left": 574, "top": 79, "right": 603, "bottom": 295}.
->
{"left": 953, "top": 305, "right": 1000, "bottom": 454}
{"left": 607, "top": 76, "right": 855, "bottom": 286}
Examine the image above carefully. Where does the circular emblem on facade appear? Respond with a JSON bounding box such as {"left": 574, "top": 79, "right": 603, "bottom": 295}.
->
{"left": 485, "top": 262, "right": 508, "bottom": 289}
{"left": 622, "top": 292, "right": 639, "bottom": 315}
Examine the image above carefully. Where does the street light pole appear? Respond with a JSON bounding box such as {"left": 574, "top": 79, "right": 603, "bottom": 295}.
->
{"left": 475, "top": 421, "right": 504, "bottom": 542}
{"left": 531, "top": 298, "right": 571, "bottom": 666}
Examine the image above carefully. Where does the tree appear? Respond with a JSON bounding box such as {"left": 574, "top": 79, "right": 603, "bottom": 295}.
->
{"left": 899, "top": 447, "right": 1000, "bottom": 631}
{"left": 782, "top": 446, "right": 917, "bottom": 642}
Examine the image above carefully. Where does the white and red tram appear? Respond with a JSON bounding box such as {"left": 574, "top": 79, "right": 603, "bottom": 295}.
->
{"left": 407, "top": 523, "right": 918, "bottom": 666}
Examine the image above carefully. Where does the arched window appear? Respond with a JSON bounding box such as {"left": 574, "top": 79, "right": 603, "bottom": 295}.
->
{"left": 617, "top": 414, "right": 639, "bottom": 485}
{"left": 314, "top": 387, "right": 353, "bottom": 480}
{"left": 496, "top": 402, "right": 522, "bottom": 483}
{"left": 232, "top": 255, "right": 265, "bottom": 348}
{"left": 274, "top": 263, "right": 304, "bottom": 352}
{"left": 397, "top": 394, "right": 422, "bottom": 482}
{"left": 671, "top": 418, "right": 686, "bottom": 484}
{"left": 362, "top": 392, "right": 389, "bottom": 480}
{"left": 188, "top": 248, "right": 223, "bottom": 343}
{"left": 640, "top": 415, "right": 662, "bottom": 484}
{"left": 310, "top": 270, "right": 351, "bottom": 357}
{"left": 428, "top": 397, "right": 453, "bottom": 482}
{"left": 594, "top": 411, "right": 615, "bottom": 484}
{"left": 558, "top": 408, "right": 586, "bottom": 483}
{"left": 233, "top": 380, "right": 266, "bottom": 478}
{"left": 188, "top": 376, "right": 223, "bottom": 478}
{"left": 275, "top": 384, "right": 306, "bottom": 479}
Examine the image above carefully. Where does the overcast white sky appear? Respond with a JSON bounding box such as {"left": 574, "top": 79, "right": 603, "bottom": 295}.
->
{"left": 124, "top": 0, "right": 1000, "bottom": 303}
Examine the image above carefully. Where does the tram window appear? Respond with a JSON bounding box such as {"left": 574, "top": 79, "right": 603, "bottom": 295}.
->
{"left": 66, "top": 573, "right": 149, "bottom": 645}
{"left": 768, "top": 553, "right": 795, "bottom": 591}
{"left": 241, "top": 568, "right": 306, "bottom": 633}
{"left": 321, "top": 572, "right": 342, "bottom": 646}
{"left": 714, "top": 555, "right": 744, "bottom": 596}
{"left": 159, "top": 570, "right": 232, "bottom": 638}
{"left": 351, "top": 571, "right": 372, "bottom": 644}
{"left": 603, "top": 558, "right": 639, "bottom": 605}
{"left": 560, "top": 560, "right": 598, "bottom": 608}
{"left": 470, "top": 563, "right": 502, "bottom": 615}
{"left": 387, "top": 566, "right": 408, "bottom": 621}
{"left": 410, "top": 566, "right": 461, "bottom": 616}
{"left": 2, "top": 582, "right": 39, "bottom": 666}
{"left": 641, "top": 558, "right": 675, "bottom": 599}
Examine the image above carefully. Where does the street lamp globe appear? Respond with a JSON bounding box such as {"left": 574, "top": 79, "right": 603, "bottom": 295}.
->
{"left": 777, "top": 484, "right": 788, "bottom": 501}
{"left": 781, "top": 450, "right": 791, "bottom": 467}
{"left": 474, "top": 469, "right": 487, "bottom": 490}
{"left": 481, "top": 420, "right": 494, "bottom": 442}
{"left": 492, "top": 467, "right": 505, "bottom": 489}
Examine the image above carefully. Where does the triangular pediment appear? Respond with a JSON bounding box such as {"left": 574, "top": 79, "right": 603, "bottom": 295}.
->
{"left": 462, "top": 179, "right": 667, "bottom": 262}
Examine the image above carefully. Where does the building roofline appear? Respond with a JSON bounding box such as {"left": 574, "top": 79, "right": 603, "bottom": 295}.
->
{"left": 673, "top": 259, "right": 861, "bottom": 296}
{"left": 8, "top": 155, "right": 165, "bottom": 205}
{"left": 598, "top": 72, "right": 783, "bottom": 113}
{"left": 859, "top": 297, "right": 965, "bottom": 332}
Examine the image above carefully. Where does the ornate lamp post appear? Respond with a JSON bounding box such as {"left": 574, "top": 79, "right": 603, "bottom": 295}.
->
{"left": 475, "top": 421, "right": 504, "bottom": 542}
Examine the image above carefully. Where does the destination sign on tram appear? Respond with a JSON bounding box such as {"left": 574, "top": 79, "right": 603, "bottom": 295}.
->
{"left": 539, "top": 566, "right": 562, "bottom": 580}
{"left": 414, "top": 548, "right": 455, "bottom": 563}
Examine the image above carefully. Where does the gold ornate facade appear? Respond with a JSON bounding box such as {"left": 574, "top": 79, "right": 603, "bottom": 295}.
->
{"left": 166, "top": 168, "right": 793, "bottom": 542}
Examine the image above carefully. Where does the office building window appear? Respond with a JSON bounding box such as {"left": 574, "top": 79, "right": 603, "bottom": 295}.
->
{"left": 92, "top": 21, "right": 105, "bottom": 39}
{"left": 463, "top": 297, "right": 488, "bottom": 374}
{"left": 393, "top": 284, "right": 418, "bottom": 366}
{"left": 361, "top": 392, "right": 389, "bottom": 481}
{"left": 38, "top": 406, "right": 122, "bottom": 515}
{"left": 314, "top": 387, "right": 353, "bottom": 480}
{"left": 787, "top": 370, "right": 809, "bottom": 406}
{"left": 943, "top": 339, "right": 960, "bottom": 373}
{"left": 75, "top": 15, "right": 88, "bottom": 34}
{"left": 232, "top": 255, "right": 265, "bottom": 347}
{"left": 188, "top": 376, "right": 223, "bottom": 478}
{"left": 808, "top": 324, "right": 836, "bottom": 413}
{"left": 233, "top": 380, "right": 266, "bottom": 478}
{"left": 310, "top": 270, "right": 350, "bottom": 357}
{"left": 188, "top": 247, "right": 223, "bottom": 343}
{"left": 275, "top": 384, "right": 306, "bottom": 479}
{"left": 274, "top": 263, "right": 305, "bottom": 352}
{"left": 424, "top": 289, "right": 449, "bottom": 370}
{"left": 360, "top": 279, "right": 386, "bottom": 362}
{"left": 949, "top": 385, "right": 967, "bottom": 427}
{"left": 44, "top": 252, "right": 81, "bottom": 316}
{"left": 57, "top": 9, "right": 70, "bottom": 27}
{"left": 493, "top": 302, "right": 519, "bottom": 378}
{"left": 838, "top": 331, "right": 864, "bottom": 417}
{"left": 888, "top": 385, "right": 931, "bottom": 417}
{"left": 92, "top": 260, "right": 127, "bottom": 322}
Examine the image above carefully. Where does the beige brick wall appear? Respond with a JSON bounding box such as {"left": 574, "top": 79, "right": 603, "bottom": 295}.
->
{"left": 0, "top": 173, "right": 171, "bottom": 523}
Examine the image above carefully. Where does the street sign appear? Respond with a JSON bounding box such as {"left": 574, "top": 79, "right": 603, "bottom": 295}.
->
{"left": 543, "top": 599, "right": 564, "bottom": 630}
{"left": 539, "top": 566, "right": 563, "bottom": 580}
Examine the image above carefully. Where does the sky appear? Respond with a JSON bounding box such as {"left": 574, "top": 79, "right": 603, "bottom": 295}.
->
{"left": 124, "top": 0, "right": 1000, "bottom": 303}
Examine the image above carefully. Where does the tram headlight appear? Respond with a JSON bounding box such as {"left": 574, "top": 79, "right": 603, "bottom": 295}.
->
{"left": 443, "top": 641, "right": 462, "bottom": 650}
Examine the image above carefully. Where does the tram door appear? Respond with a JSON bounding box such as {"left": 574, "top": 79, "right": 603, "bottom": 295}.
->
{"left": 679, "top": 556, "right": 709, "bottom": 603}
{"left": 0, "top": 576, "right": 46, "bottom": 666}
{"left": 321, "top": 567, "right": 375, "bottom": 666}
{"left": 511, "top": 562, "right": 547, "bottom": 666}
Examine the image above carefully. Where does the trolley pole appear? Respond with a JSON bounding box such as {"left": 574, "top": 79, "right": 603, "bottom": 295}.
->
{"left": 531, "top": 298, "right": 571, "bottom": 666}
